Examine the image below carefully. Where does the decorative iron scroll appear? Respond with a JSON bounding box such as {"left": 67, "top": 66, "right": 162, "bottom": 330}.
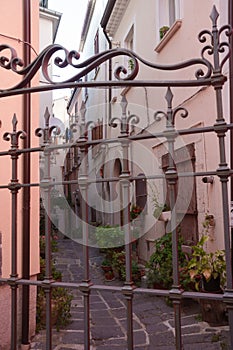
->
{"left": 0, "top": 5, "right": 231, "bottom": 95}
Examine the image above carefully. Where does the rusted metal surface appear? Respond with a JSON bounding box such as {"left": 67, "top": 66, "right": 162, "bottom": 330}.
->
{"left": 0, "top": 6, "right": 232, "bottom": 350}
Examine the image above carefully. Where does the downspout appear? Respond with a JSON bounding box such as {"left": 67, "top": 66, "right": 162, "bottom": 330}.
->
{"left": 229, "top": 0, "right": 233, "bottom": 274}
{"left": 229, "top": 0, "right": 233, "bottom": 198}
{"left": 21, "top": 0, "right": 31, "bottom": 346}
{"left": 101, "top": 0, "right": 116, "bottom": 125}
{"left": 103, "top": 28, "right": 112, "bottom": 126}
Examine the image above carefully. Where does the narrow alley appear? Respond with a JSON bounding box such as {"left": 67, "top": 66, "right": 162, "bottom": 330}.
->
{"left": 31, "top": 237, "right": 230, "bottom": 350}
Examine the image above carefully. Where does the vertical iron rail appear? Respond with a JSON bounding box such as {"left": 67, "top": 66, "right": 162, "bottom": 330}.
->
{"left": 36, "top": 108, "right": 54, "bottom": 349}
{"left": 43, "top": 137, "right": 52, "bottom": 350}
{"left": 164, "top": 88, "right": 183, "bottom": 350}
{"left": 22, "top": 0, "right": 31, "bottom": 345}
{"left": 210, "top": 6, "right": 233, "bottom": 349}
{"left": 3, "top": 115, "right": 26, "bottom": 350}
{"left": 228, "top": 0, "right": 233, "bottom": 292}
{"left": 78, "top": 102, "right": 91, "bottom": 350}
{"left": 120, "top": 96, "right": 134, "bottom": 350}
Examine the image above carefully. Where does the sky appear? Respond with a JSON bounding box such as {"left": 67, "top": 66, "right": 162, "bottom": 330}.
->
{"left": 48, "top": 0, "right": 88, "bottom": 50}
{"left": 47, "top": 0, "right": 88, "bottom": 98}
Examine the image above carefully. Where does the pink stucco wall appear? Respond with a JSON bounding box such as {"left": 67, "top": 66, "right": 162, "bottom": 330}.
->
{"left": 0, "top": 1, "right": 40, "bottom": 346}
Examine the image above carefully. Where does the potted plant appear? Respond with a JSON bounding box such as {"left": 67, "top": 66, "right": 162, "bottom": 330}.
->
{"left": 95, "top": 225, "right": 124, "bottom": 249}
{"left": 187, "top": 235, "right": 227, "bottom": 325}
{"left": 146, "top": 232, "right": 190, "bottom": 290}
{"left": 130, "top": 204, "right": 142, "bottom": 221}
{"left": 111, "top": 250, "right": 141, "bottom": 285}
{"left": 159, "top": 25, "right": 170, "bottom": 39}
{"left": 104, "top": 269, "right": 115, "bottom": 281}
{"left": 150, "top": 184, "right": 171, "bottom": 221}
{"left": 37, "top": 258, "right": 72, "bottom": 331}
{"left": 187, "top": 235, "right": 226, "bottom": 292}
{"left": 112, "top": 250, "right": 126, "bottom": 280}
{"left": 152, "top": 197, "right": 171, "bottom": 221}
{"left": 37, "top": 287, "right": 72, "bottom": 331}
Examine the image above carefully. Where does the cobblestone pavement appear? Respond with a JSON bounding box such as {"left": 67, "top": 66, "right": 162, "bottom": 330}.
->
{"left": 31, "top": 238, "right": 230, "bottom": 350}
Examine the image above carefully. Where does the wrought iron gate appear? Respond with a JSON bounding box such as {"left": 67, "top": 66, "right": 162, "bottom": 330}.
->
{"left": 0, "top": 6, "right": 233, "bottom": 350}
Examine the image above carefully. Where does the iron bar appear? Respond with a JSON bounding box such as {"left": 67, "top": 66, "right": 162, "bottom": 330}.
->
{"left": 21, "top": 0, "right": 31, "bottom": 345}
{"left": 36, "top": 109, "right": 56, "bottom": 349}
{"left": 228, "top": 0, "right": 233, "bottom": 340}
{"left": 10, "top": 148, "right": 19, "bottom": 350}
{"left": 210, "top": 6, "right": 233, "bottom": 348}
{"left": 0, "top": 79, "right": 212, "bottom": 98}
{"left": 0, "top": 6, "right": 232, "bottom": 349}
{"left": 0, "top": 168, "right": 230, "bottom": 190}
{"left": 0, "top": 277, "right": 228, "bottom": 300}
{"left": 78, "top": 103, "right": 91, "bottom": 350}
{"left": 119, "top": 96, "right": 134, "bottom": 350}
{"left": 3, "top": 115, "right": 26, "bottom": 350}
{"left": 0, "top": 120, "right": 231, "bottom": 158}
{"left": 163, "top": 88, "right": 182, "bottom": 349}
{"left": 43, "top": 144, "right": 53, "bottom": 350}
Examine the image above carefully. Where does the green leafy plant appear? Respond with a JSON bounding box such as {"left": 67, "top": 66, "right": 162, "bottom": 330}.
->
{"left": 112, "top": 250, "right": 126, "bottom": 280}
{"left": 150, "top": 185, "right": 170, "bottom": 219}
{"left": 111, "top": 250, "right": 141, "bottom": 284}
{"left": 37, "top": 257, "right": 72, "bottom": 331}
{"left": 128, "top": 58, "right": 135, "bottom": 71}
{"left": 159, "top": 25, "right": 170, "bottom": 39}
{"left": 101, "top": 258, "right": 112, "bottom": 267}
{"left": 95, "top": 225, "right": 124, "bottom": 249}
{"left": 37, "top": 287, "right": 72, "bottom": 332}
{"left": 146, "top": 232, "right": 190, "bottom": 289}
{"left": 187, "top": 235, "right": 226, "bottom": 291}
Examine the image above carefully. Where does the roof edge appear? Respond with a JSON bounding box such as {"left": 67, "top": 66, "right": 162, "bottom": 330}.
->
{"left": 79, "top": 0, "right": 96, "bottom": 52}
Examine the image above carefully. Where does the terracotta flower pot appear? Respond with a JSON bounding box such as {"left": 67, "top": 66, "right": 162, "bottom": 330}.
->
{"left": 104, "top": 270, "right": 115, "bottom": 281}
{"left": 101, "top": 265, "right": 112, "bottom": 273}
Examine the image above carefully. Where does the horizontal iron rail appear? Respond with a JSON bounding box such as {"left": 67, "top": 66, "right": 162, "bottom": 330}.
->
{"left": 0, "top": 123, "right": 233, "bottom": 158}
{"left": 0, "top": 79, "right": 212, "bottom": 98}
{"left": 0, "top": 170, "right": 233, "bottom": 190}
{"left": 0, "top": 277, "right": 225, "bottom": 301}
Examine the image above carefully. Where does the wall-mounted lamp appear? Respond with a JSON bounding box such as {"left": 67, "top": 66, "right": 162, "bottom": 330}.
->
{"left": 202, "top": 176, "right": 214, "bottom": 184}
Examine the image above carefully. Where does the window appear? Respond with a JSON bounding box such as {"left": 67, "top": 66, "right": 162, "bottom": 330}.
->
{"left": 94, "top": 29, "right": 99, "bottom": 75}
{"left": 124, "top": 25, "right": 134, "bottom": 51}
{"left": 155, "top": 0, "right": 182, "bottom": 51}
{"left": 162, "top": 143, "right": 198, "bottom": 244}
{"left": 74, "top": 102, "right": 79, "bottom": 122}
{"left": 94, "top": 29, "right": 99, "bottom": 55}
{"left": 158, "top": 0, "right": 181, "bottom": 38}
{"left": 124, "top": 25, "right": 134, "bottom": 76}
{"left": 135, "top": 173, "right": 147, "bottom": 212}
{"left": 91, "top": 120, "right": 103, "bottom": 157}
{"left": 84, "top": 75, "right": 88, "bottom": 102}
{"left": 39, "top": 0, "right": 48, "bottom": 8}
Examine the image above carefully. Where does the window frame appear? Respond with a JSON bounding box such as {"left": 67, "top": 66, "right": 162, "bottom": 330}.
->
{"left": 155, "top": 0, "right": 182, "bottom": 52}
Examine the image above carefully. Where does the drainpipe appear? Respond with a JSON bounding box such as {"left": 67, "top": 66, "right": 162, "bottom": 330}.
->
{"left": 101, "top": 0, "right": 116, "bottom": 125}
{"left": 229, "top": 0, "right": 233, "bottom": 274}
{"left": 21, "top": 0, "right": 31, "bottom": 347}
{"left": 103, "top": 28, "right": 112, "bottom": 125}
{"left": 229, "top": 0, "right": 233, "bottom": 194}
